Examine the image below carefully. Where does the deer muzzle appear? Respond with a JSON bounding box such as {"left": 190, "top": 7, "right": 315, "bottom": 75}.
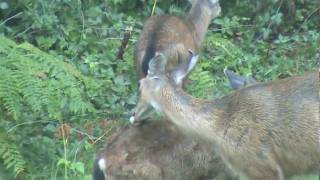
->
{"left": 130, "top": 102, "right": 154, "bottom": 125}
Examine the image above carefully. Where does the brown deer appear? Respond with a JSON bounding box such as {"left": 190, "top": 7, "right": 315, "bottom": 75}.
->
{"left": 92, "top": 69, "right": 258, "bottom": 180}
{"left": 92, "top": 69, "right": 254, "bottom": 180}
{"left": 93, "top": 1, "right": 222, "bottom": 178}
{"left": 135, "top": 0, "right": 221, "bottom": 85}
{"left": 131, "top": 53, "right": 320, "bottom": 180}
{"left": 93, "top": 120, "right": 236, "bottom": 180}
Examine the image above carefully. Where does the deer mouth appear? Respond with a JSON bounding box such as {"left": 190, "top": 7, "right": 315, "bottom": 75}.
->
{"left": 130, "top": 105, "right": 155, "bottom": 125}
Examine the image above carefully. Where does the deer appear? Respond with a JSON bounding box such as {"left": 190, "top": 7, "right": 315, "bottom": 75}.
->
{"left": 92, "top": 68, "right": 256, "bottom": 180}
{"left": 92, "top": 1, "right": 221, "bottom": 178}
{"left": 132, "top": 0, "right": 220, "bottom": 123}
{"left": 93, "top": 119, "right": 236, "bottom": 180}
{"left": 130, "top": 52, "right": 320, "bottom": 180}
{"left": 135, "top": 0, "right": 221, "bottom": 85}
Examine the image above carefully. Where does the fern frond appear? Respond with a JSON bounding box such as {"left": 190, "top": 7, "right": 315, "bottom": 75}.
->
{"left": 0, "top": 68, "right": 22, "bottom": 120}
{"left": 0, "top": 36, "right": 98, "bottom": 121}
{"left": 0, "top": 131, "right": 26, "bottom": 178}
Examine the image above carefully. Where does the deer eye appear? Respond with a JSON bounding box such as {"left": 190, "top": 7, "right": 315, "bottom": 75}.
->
{"left": 152, "top": 76, "right": 160, "bottom": 80}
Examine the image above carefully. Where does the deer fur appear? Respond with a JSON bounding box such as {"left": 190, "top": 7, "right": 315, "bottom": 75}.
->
{"left": 134, "top": 0, "right": 221, "bottom": 84}
{"left": 132, "top": 53, "right": 320, "bottom": 180}
{"left": 92, "top": 69, "right": 254, "bottom": 180}
{"left": 93, "top": 120, "right": 236, "bottom": 180}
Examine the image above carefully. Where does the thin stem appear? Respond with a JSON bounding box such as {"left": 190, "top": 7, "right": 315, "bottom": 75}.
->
{"left": 8, "top": 120, "right": 56, "bottom": 132}
{"left": 151, "top": 0, "right": 158, "bottom": 16}
{"left": 254, "top": 0, "right": 284, "bottom": 42}
{"left": 62, "top": 125, "right": 68, "bottom": 180}
{"left": 93, "top": 127, "right": 114, "bottom": 144}
{"left": 297, "top": 6, "right": 320, "bottom": 33}
{"left": 14, "top": 25, "right": 32, "bottom": 38}
{"left": 210, "top": 24, "right": 256, "bottom": 32}
{"left": 0, "top": 12, "right": 23, "bottom": 26}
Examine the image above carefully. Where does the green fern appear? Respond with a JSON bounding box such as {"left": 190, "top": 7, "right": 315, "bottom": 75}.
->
{"left": 0, "top": 36, "right": 97, "bottom": 121}
{"left": 0, "top": 36, "right": 102, "bottom": 178}
{"left": 0, "top": 131, "right": 26, "bottom": 178}
{"left": 0, "top": 68, "right": 22, "bottom": 119}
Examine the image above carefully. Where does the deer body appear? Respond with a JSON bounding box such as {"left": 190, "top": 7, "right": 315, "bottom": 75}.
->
{"left": 94, "top": 120, "right": 235, "bottom": 180}
{"left": 92, "top": 70, "right": 252, "bottom": 180}
{"left": 93, "top": 67, "right": 246, "bottom": 179}
{"left": 93, "top": 1, "right": 224, "bottom": 179}
{"left": 133, "top": 54, "right": 320, "bottom": 180}
{"left": 135, "top": 0, "right": 220, "bottom": 81}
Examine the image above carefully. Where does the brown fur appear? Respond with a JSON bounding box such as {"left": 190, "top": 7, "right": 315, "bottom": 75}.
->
{"left": 96, "top": 120, "right": 235, "bottom": 180}
{"left": 134, "top": 0, "right": 220, "bottom": 82}
{"left": 135, "top": 54, "right": 320, "bottom": 180}
{"left": 93, "top": 1, "right": 225, "bottom": 179}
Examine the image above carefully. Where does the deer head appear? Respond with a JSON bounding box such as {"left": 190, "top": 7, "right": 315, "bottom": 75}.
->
{"left": 187, "top": 0, "right": 221, "bottom": 42}
{"left": 130, "top": 52, "right": 199, "bottom": 124}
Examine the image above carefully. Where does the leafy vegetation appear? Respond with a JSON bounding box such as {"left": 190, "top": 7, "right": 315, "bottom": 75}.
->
{"left": 0, "top": 0, "right": 319, "bottom": 179}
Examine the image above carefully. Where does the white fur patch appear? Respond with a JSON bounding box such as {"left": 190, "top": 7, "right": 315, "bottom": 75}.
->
{"left": 150, "top": 100, "right": 161, "bottom": 113}
{"left": 129, "top": 116, "right": 135, "bottom": 124}
{"left": 209, "top": 0, "right": 219, "bottom": 4}
{"left": 98, "top": 158, "right": 106, "bottom": 171}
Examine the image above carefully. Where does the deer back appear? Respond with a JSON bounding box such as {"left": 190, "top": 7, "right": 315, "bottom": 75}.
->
{"left": 94, "top": 120, "right": 234, "bottom": 180}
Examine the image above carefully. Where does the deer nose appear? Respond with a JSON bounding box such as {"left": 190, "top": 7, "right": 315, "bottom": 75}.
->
{"left": 129, "top": 112, "right": 135, "bottom": 124}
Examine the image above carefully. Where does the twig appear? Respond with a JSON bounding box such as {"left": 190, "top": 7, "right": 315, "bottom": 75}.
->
{"left": 72, "top": 128, "right": 97, "bottom": 142}
{"left": 254, "top": 0, "right": 284, "bottom": 42}
{"left": 210, "top": 24, "right": 256, "bottom": 32}
{"left": 297, "top": 6, "right": 320, "bottom": 33}
{"left": 14, "top": 25, "right": 32, "bottom": 38}
{"left": 0, "top": 12, "right": 23, "bottom": 26}
{"left": 7, "top": 120, "right": 56, "bottom": 133}
{"left": 103, "top": 37, "right": 123, "bottom": 40}
{"left": 78, "top": 0, "right": 85, "bottom": 39}
{"left": 93, "top": 127, "right": 114, "bottom": 144}
{"left": 116, "top": 26, "right": 133, "bottom": 60}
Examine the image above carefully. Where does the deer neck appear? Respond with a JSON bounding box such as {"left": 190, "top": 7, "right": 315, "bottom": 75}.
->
{"left": 157, "top": 87, "right": 224, "bottom": 142}
{"left": 186, "top": 2, "right": 213, "bottom": 47}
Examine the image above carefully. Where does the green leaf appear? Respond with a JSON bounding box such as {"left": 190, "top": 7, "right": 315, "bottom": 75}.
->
{"left": 71, "top": 162, "right": 85, "bottom": 174}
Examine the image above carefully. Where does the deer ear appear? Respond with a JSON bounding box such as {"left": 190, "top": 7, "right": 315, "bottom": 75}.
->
{"left": 170, "top": 50, "right": 199, "bottom": 85}
{"left": 148, "top": 53, "right": 167, "bottom": 76}
{"left": 224, "top": 68, "right": 257, "bottom": 89}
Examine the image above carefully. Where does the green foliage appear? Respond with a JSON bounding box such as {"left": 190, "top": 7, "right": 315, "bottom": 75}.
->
{"left": 188, "top": 0, "right": 319, "bottom": 98}
{"left": 0, "top": 36, "right": 97, "bottom": 120}
{"left": 0, "top": 130, "right": 26, "bottom": 178}
{"left": 0, "top": 0, "right": 319, "bottom": 179}
{"left": 0, "top": 36, "right": 102, "bottom": 179}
